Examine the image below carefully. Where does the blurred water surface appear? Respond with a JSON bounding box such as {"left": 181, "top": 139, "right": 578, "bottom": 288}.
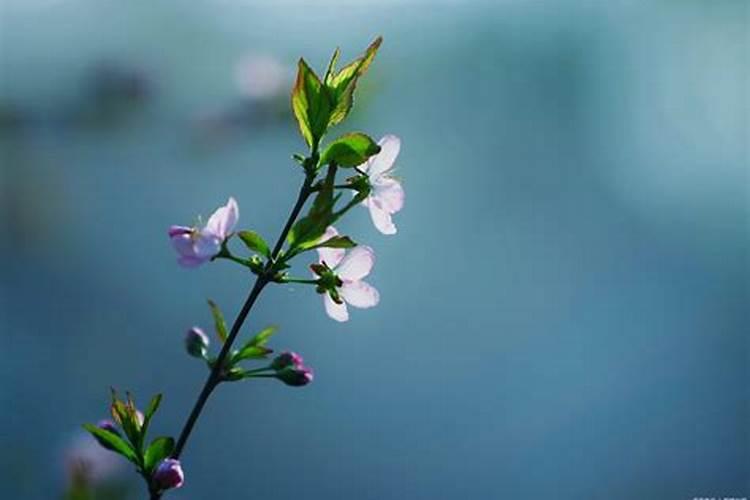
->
{"left": 1, "top": 1, "right": 748, "bottom": 499}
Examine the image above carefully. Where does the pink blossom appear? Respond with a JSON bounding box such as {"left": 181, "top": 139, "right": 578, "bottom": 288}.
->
{"left": 271, "top": 351, "right": 304, "bottom": 370}
{"left": 361, "top": 135, "right": 403, "bottom": 235}
{"left": 169, "top": 197, "right": 238, "bottom": 267}
{"left": 276, "top": 365, "right": 314, "bottom": 386}
{"left": 316, "top": 227, "right": 380, "bottom": 322}
{"left": 153, "top": 458, "right": 184, "bottom": 490}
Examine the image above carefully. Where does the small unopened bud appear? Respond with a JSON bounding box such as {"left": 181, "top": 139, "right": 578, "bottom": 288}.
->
{"left": 134, "top": 410, "right": 145, "bottom": 428}
{"left": 270, "top": 351, "right": 304, "bottom": 371}
{"left": 185, "top": 327, "right": 209, "bottom": 358}
{"left": 276, "top": 365, "right": 314, "bottom": 387}
{"left": 153, "top": 458, "right": 184, "bottom": 490}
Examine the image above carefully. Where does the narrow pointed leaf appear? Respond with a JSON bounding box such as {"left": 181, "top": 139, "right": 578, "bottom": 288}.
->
{"left": 207, "top": 300, "right": 228, "bottom": 343}
{"left": 233, "top": 345, "right": 273, "bottom": 363}
{"left": 232, "top": 325, "right": 277, "bottom": 363}
{"left": 144, "top": 394, "right": 162, "bottom": 422}
{"left": 329, "top": 37, "right": 382, "bottom": 90}
{"left": 327, "top": 36, "right": 382, "bottom": 126}
{"left": 140, "top": 393, "right": 162, "bottom": 442}
{"left": 249, "top": 325, "right": 277, "bottom": 348}
{"left": 238, "top": 231, "right": 270, "bottom": 258}
{"left": 313, "top": 235, "right": 357, "bottom": 249}
{"left": 324, "top": 48, "right": 341, "bottom": 85}
{"left": 83, "top": 424, "right": 138, "bottom": 464}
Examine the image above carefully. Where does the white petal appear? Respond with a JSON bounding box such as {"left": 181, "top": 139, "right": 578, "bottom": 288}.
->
{"left": 320, "top": 226, "right": 339, "bottom": 240}
{"left": 316, "top": 226, "right": 345, "bottom": 268}
{"left": 171, "top": 233, "right": 197, "bottom": 257}
{"left": 193, "top": 232, "right": 221, "bottom": 259}
{"left": 205, "top": 197, "right": 239, "bottom": 239}
{"left": 372, "top": 177, "right": 404, "bottom": 213}
{"left": 318, "top": 247, "right": 345, "bottom": 268}
{"left": 367, "top": 200, "right": 397, "bottom": 235}
{"left": 323, "top": 294, "right": 349, "bottom": 322}
{"left": 367, "top": 135, "right": 401, "bottom": 177}
{"left": 335, "top": 246, "right": 375, "bottom": 281}
{"left": 340, "top": 281, "right": 380, "bottom": 308}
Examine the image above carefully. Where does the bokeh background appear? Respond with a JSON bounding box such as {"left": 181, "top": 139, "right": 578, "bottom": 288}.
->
{"left": 1, "top": 1, "right": 748, "bottom": 499}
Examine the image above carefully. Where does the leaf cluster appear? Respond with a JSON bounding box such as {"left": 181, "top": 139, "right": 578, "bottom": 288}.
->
{"left": 83, "top": 391, "right": 174, "bottom": 483}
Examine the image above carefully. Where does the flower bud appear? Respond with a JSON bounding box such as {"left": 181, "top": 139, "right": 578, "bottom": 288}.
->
{"left": 134, "top": 410, "right": 145, "bottom": 428}
{"left": 270, "top": 351, "right": 303, "bottom": 371}
{"left": 276, "top": 365, "right": 314, "bottom": 387}
{"left": 185, "top": 327, "right": 209, "bottom": 358}
{"left": 153, "top": 458, "right": 184, "bottom": 490}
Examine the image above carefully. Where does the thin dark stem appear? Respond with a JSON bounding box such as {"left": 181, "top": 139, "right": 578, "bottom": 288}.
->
{"left": 270, "top": 175, "right": 314, "bottom": 258}
{"left": 170, "top": 277, "right": 266, "bottom": 459}
{"left": 151, "top": 173, "right": 315, "bottom": 499}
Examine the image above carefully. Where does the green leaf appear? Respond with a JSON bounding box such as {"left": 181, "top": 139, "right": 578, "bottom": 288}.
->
{"left": 324, "top": 47, "right": 340, "bottom": 85}
{"left": 83, "top": 424, "right": 138, "bottom": 464}
{"left": 320, "top": 132, "right": 380, "bottom": 167}
{"left": 140, "top": 393, "right": 162, "bottom": 441}
{"left": 329, "top": 36, "right": 382, "bottom": 90}
{"left": 233, "top": 345, "right": 273, "bottom": 363}
{"left": 327, "top": 36, "right": 382, "bottom": 127}
{"left": 143, "top": 436, "right": 175, "bottom": 473}
{"left": 110, "top": 395, "right": 141, "bottom": 451}
{"left": 238, "top": 230, "right": 270, "bottom": 258}
{"left": 207, "top": 300, "right": 228, "bottom": 343}
{"left": 232, "top": 325, "right": 277, "bottom": 364}
{"left": 291, "top": 58, "right": 333, "bottom": 148}
{"left": 287, "top": 194, "right": 341, "bottom": 249}
{"left": 314, "top": 235, "right": 357, "bottom": 249}
{"left": 144, "top": 394, "right": 162, "bottom": 423}
{"left": 249, "top": 325, "right": 277, "bottom": 348}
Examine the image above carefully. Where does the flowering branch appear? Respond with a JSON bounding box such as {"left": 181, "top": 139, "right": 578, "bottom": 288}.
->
{"left": 169, "top": 172, "right": 314, "bottom": 460}
{"left": 82, "top": 36, "right": 406, "bottom": 498}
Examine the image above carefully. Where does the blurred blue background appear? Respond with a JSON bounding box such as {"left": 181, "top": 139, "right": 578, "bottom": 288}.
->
{"left": 1, "top": 1, "right": 748, "bottom": 499}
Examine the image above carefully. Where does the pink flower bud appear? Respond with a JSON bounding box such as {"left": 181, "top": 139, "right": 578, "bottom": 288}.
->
{"left": 270, "top": 351, "right": 303, "bottom": 371}
{"left": 276, "top": 365, "right": 314, "bottom": 387}
{"left": 153, "top": 458, "right": 184, "bottom": 490}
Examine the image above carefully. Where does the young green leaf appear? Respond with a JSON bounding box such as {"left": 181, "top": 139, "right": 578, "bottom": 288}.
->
{"left": 231, "top": 325, "right": 276, "bottom": 364}
{"left": 238, "top": 230, "right": 270, "bottom": 258}
{"left": 291, "top": 58, "right": 333, "bottom": 148}
{"left": 248, "top": 325, "right": 277, "bottom": 348}
{"left": 287, "top": 193, "right": 341, "bottom": 250}
{"left": 144, "top": 394, "right": 162, "bottom": 423}
{"left": 143, "top": 436, "right": 175, "bottom": 473}
{"left": 324, "top": 47, "right": 341, "bottom": 85}
{"left": 83, "top": 424, "right": 138, "bottom": 464}
{"left": 314, "top": 235, "right": 357, "bottom": 249}
{"left": 140, "top": 393, "right": 162, "bottom": 441}
{"left": 329, "top": 37, "right": 382, "bottom": 90}
{"left": 320, "top": 132, "right": 380, "bottom": 167}
{"left": 326, "top": 36, "right": 382, "bottom": 127}
{"left": 207, "top": 300, "right": 228, "bottom": 343}
{"left": 110, "top": 393, "right": 141, "bottom": 451}
{"left": 233, "top": 345, "right": 273, "bottom": 363}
